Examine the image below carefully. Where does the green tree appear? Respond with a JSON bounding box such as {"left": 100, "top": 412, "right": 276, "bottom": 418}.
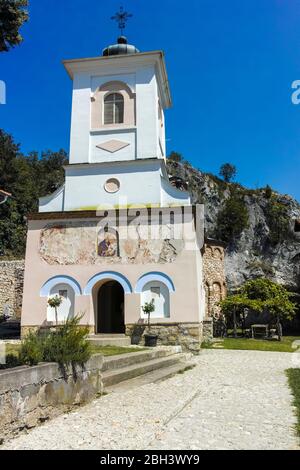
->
{"left": 220, "top": 279, "right": 297, "bottom": 336}
{"left": 219, "top": 293, "right": 263, "bottom": 337}
{"left": 240, "top": 278, "right": 296, "bottom": 322}
{"left": 264, "top": 196, "right": 290, "bottom": 246}
{"left": 265, "top": 185, "right": 272, "bottom": 199}
{"left": 219, "top": 163, "right": 237, "bottom": 183}
{"left": 214, "top": 193, "right": 249, "bottom": 243}
{"left": 0, "top": 129, "right": 68, "bottom": 257}
{"left": 0, "top": 0, "right": 29, "bottom": 52}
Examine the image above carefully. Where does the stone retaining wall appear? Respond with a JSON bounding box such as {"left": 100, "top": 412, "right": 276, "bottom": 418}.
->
{"left": 0, "top": 261, "right": 25, "bottom": 319}
{"left": 202, "top": 318, "right": 213, "bottom": 342}
{"left": 0, "top": 354, "right": 103, "bottom": 442}
{"left": 126, "top": 323, "right": 203, "bottom": 353}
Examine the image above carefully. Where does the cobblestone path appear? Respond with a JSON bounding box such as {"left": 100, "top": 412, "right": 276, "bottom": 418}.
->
{"left": 2, "top": 350, "right": 299, "bottom": 450}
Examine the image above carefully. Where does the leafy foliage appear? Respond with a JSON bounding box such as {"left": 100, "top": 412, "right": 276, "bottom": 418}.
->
{"left": 219, "top": 163, "right": 237, "bottom": 183}
{"left": 0, "top": 0, "right": 29, "bottom": 52}
{"left": 241, "top": 278, "right": 296, "bottom": 321}
{"left": 18, "top": 316, "right": 92, "bottom": 367}
{"left": 263, "top": 196, "right": 290, "bottom": 246}
{"left": 48, "top": 295, "right": 63, "bottom": 326}
{"left": 264, "top": 185, "right": 273, "bottom": 199}
{"left": 142, "top": 300, "right": 155, "bottom": 332}
{"left": 19, "top": 330, "right": 45, "bottom": 366}
{"left": 214, "top": 193, "right": 249, "bottom": 243}
{"left": 47, "top": 296, "right": 62, "bottom": 309}
{"left": 220, "top": 278, "right": 297, "bottom": 322}
{"left": 0, "top": 129, "right": 68, "bottom": 257}
{"left": 43, "top": 317, "right": 92, "bottom": 367}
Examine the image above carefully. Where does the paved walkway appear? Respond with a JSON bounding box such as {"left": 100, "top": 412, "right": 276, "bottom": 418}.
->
{"left": 2, "top": 350, "right": 299, "bottom": 450}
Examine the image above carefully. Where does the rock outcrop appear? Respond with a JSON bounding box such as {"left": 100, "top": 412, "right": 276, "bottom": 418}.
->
{"left": 167, "top": 160, "right": 300, "bottom": 292}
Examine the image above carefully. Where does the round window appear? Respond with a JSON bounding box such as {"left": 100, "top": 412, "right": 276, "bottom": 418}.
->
{"left": 104, "top": 178, "right": 120, "bottom": 194}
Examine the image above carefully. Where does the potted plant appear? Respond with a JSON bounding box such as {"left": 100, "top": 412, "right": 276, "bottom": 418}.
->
{"left": 142, "top": 299, "right": 158, "bottom": 347}
{"left": 47, "top": 296, "right": 63, "bottom": 327}
{"left": 131, "top": 319, "right": 146, "bottom": 345}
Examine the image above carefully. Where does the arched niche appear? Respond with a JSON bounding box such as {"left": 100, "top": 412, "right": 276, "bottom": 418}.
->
{"left": 141, "top": 280, "right": 170, "bottom": 319}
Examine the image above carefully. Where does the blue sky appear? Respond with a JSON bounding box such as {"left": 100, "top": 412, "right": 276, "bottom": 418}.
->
{"left": 1, "top": 0, "right": 300, "bottom": 200}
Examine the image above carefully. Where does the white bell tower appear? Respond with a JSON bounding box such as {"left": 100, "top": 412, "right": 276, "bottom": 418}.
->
{"left": 39, "top": 13, "right": 190, "bottom": 212}
{"left": 65, "top": 42, "right": 169, "bottom": 166}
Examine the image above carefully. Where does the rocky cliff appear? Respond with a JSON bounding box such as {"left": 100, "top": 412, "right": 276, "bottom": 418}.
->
{"left": 167, "top": 160, "right": 300, "bottom": 292}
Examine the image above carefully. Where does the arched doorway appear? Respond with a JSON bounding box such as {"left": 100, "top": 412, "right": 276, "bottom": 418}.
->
{"left": 97, "top": 281, "right": 125, "bottom": 334}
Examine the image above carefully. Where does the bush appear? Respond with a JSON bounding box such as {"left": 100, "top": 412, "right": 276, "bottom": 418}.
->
{"left": 214, "top": 193, "right": 249, "bottom": 243}
{"left": 264, "top": 196, "right": 290, "bottom": 245}
{"left": 43, "top": 318, "right": 91, "bottom": 367}
{"left": 18, "top": 316, "right": 92, "bottom": 367}
{"left": 19, "top": 331, "right": 44, "bottom": 366}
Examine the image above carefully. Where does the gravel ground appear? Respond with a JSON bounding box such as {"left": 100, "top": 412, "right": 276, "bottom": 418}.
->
{"left": 2, "top": 350, "right": 299, "bottom": 450}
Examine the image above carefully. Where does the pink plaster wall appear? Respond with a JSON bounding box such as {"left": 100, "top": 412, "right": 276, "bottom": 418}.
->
{"left": 21, "top": 216, "right": 204, "bottom": 330}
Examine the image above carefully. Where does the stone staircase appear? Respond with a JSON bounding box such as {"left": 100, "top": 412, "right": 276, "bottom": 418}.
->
{"left": 88, "top": 334, "right": 131, "bottom": 347}
{"left": 101, "top": 347, "right": 194, "bottom": 392}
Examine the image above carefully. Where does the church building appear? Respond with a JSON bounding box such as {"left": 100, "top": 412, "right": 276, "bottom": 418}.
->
{"left": 21, "top": 23, "right": 211, "bottom": 352}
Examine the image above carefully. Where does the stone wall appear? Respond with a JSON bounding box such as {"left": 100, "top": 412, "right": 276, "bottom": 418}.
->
{"left": 202, "top": 318, "right": 214, "bottom": 342}
{"left": 0, "top": 261, "right": 25, "bottom": 319}
{"left": 126, "top": 323, "right": 203, "bottom": 353}
{"left": 0, "top": 354, "right": 103, "bottom": 442}
{"left": 203, "top": 240, "right": 227, "bottom": 318}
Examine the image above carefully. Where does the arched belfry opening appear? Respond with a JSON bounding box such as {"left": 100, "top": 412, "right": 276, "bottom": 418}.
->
{"left": 96, "top": 280, "right": 125, "bottom": 334}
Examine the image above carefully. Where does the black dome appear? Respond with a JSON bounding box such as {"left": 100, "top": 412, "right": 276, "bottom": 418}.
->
{"left": 103, "top": 36, "right": 140, "bottom": 57}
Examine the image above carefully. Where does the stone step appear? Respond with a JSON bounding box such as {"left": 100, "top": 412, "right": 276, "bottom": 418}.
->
{"left": 101, "top": 348, "right": 173, "bottom": 372}
{"left": 88, "top": 334, "right": 126, "bottom": 338}
{"left": 105, "top": 361, "right": 195, "bottom": 393}
{"left": 102, "top": 353, "right": 187, "bottom": 389}
{"left": 88, "top": 335, "right": 131, "bottom": 347}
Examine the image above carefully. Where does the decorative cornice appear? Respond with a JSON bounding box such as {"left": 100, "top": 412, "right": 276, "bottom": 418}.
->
{"left": 28, "top": 206, "right": 196, "bottom": 221}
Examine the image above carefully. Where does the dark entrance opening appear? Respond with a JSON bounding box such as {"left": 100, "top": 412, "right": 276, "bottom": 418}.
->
{"left": 97, "top": 281, "right": 125, "bottom": 334}
{"left": 295, "top": 220, "right": 300, "bottom": 233}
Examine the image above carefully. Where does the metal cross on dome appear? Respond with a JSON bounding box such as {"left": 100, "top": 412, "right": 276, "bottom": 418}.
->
{"left": 111, "top": 6, "right": 133, "bottom": 35}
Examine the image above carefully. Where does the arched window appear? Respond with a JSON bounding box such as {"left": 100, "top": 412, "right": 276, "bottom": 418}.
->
{"left": 141, "top": 281, "right": 170, "bottom": 319}
{"left": 104, "top": 93, "right": 124, "bottom": 125}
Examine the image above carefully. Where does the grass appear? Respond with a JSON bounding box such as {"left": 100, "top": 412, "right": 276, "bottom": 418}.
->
{"left": 286, "top": 369, "right": 300, "bottom": 436}
{"left": 202, "top": 336, "right": 300, "bottom": 353}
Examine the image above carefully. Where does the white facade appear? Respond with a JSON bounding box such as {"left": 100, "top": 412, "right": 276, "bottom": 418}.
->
{"left": 39, "top": 50, "right": 190, "bottom": 213}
